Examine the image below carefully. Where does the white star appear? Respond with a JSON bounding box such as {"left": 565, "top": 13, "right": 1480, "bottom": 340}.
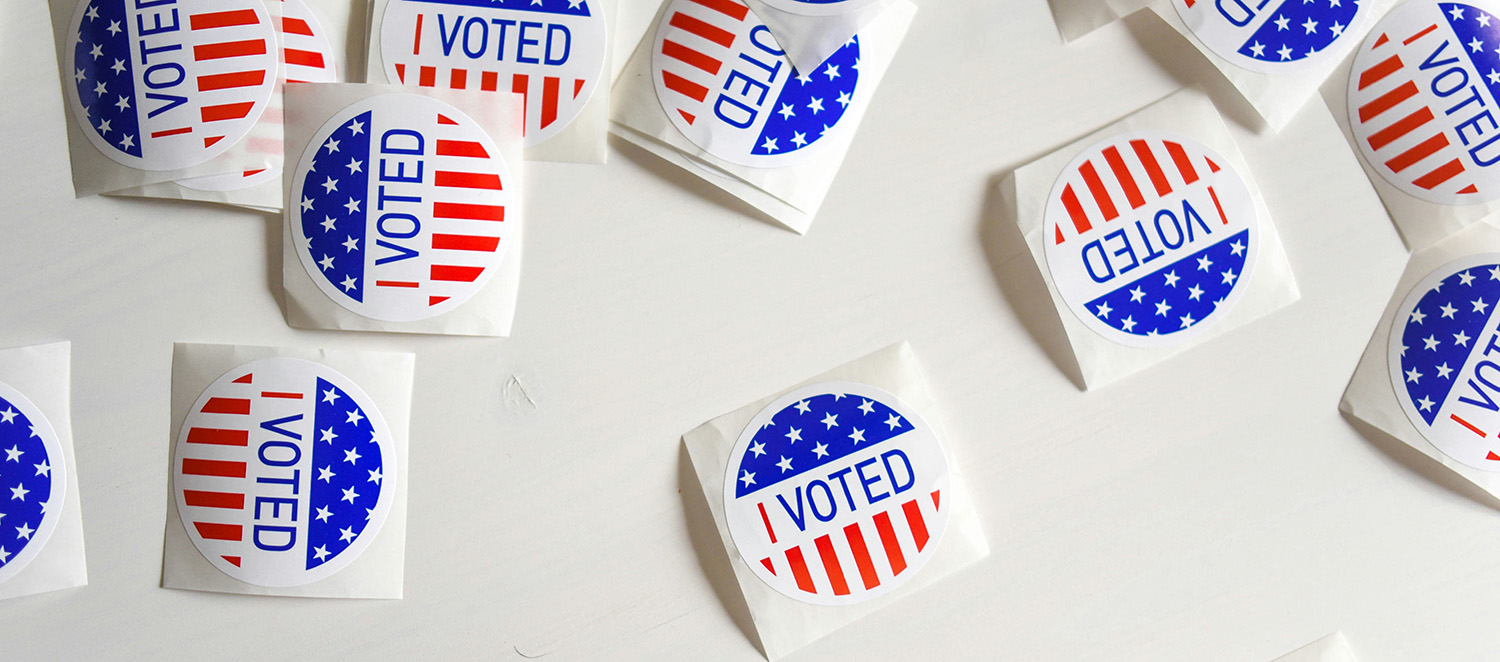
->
{"left": 739, "top": 470, "right": 755, "bottom": 487}
{"left": 346, "top": 158, "right": 363, "bottom": 174}
{"left": 1474, "top": 298, "right": 1491, "bottom": 313}
{"left": 1424, "top": 335, "right": 1440, "bottom": 351}
{"left": 347, "top": 409, "right": 364, "bottom": 425}
{"left": 323, "top": 388, "right": 341, "bottom": 404}
{"left": 1482, "top": 13, "right": 1493, "bottom": 27}
{"left": 761, "top": 137, "right": 779, "bottom": 153}
{"left": 324, "top": 138, "right": 340, "bottom": 154}
{"left": 0, "top": 547, "right": 9, "bottom": 563}
{"left": 341, "top": 486, "right": 360, "bottom": 503}
{"left": 808, "top": 97, "right": 824, "bottom": 114}
{"left": 1472, "top": 37, "right": 1486, "bottom": 52}
{"left": 300, "top": 196, "right": 314, "bottom": 212}
{"left": 1279, "top": 45, "right": 1294, "bottom": 60}
{"left": 1461, "top": 271, "right": 1477, "bottom": 286}
{"left": 1418, "top": 396, "right": 1434, "bottom": 411}
{"left": 321, "top": 176, "right": 338, "bottom": 194}
{"left": 1197, "top": 255, "right": 1213, "bottom": 272}
{"left": 1121, "top": 315, "right": 1137, "bottom": 332}
{"left": 85, "top": 4, "right": 98, "bottom": 19}
{"left": 1451, "top": 5, "right": 1465, "bottom": 20}
{"left": 794, "top": 400, "right": 811, "bottom": 414}
{"left": 315, "top": 506, "right": 332, "bottom": 522}
{"left": 106, "top": 19, "right": 123, "bottom": 35}
{"left": 1275, "top": 15, "right": 1290, "bottom": 30}
{"left": 858, "top": 400, "right": 875, "bottom": 415}
{"left": 1221, "top": 269, "right": 1239, "bottom": 285}
{"left": 321, "top": 427, "right": 337, "bottom": 443}
{"left": 318, "top": 465, "right": 335, "bottom": 482}
{"left": 1250, "top": 41, "right": 1266, "bottom": 57}
{"left": 34, "top": 461, "right": 50, "bottom": 477}
{"left": 348, "top": 118, "right": 365, "bottom": 135}
{"left": 1129, "top": 286, "right": 1145, "bottom": 302}
{"left": 776, "top": 456, "right": 793, "bottom": 473}
{"left": 1155, "top": 300, "right": 1172, "bottom": 317}
{"left": 568, "top": 0, "right": 582, "bottom": 6}
{"left": 777, "top": 103, "right": 796, "bottom": 120}
{"left": 1437, "top": 363, "right": 1454, "bottom": 379}
{"left": 1179, "top": 313, "right": 1196, "bottom": 329}
{"left": 341, "top": 275, "right": 357, "bottom": 291}
{"left": 110, "top": 58, "right": 125, "bottom": 74}
{"left": 1164, "top": 270, "right": 1180, "bottom": 287}
{"left": 821, "top": 413, "right": 838, "bottom": 429}
{"left": 1406, "top": 367, "right": 1423, "bottom": 384}
{"left": 344, "top": 197, "right": 361, "bottom": 214}
{"left": 344, "top": 447, "right": 362, "bottom": 465}
{"left": 785, "top": 427, "right": 802, "bottom": 443}
{"left": 320, "top": 216, "right": 336, "bottom": 233}
{"left": 1492, "top": 266, "right": 1500, "bottom": 281}
{"left": 823, "top": 63, "right": 840, "bottom": 80}
{"left": 849, "top": 428, "right": 866, "bottom": 444}
{"left": 1456, "top": 330, "right": 1472, "bottom": 347}
{"left": 797, "top": 70, "right": 812, "bottom": 85}
{"left": 885, "top": 413, "right": 902, "bottom": 430}
{"left": 1410, "top": 309, "right": 1427, "bottom": 324}
{"left": 1188, "top": 284, "right": 1204, "bottom": 301}
{"left": 791, "top": 132, "right": 807, "bottom": 148}
{"left": 343, "top": 236, "right": 359, "bottom": 252}
{"left": 812, "top": 442, "right": 829, "bottom": 458}
{"left": 368, "top": 468, "right": 383, "bottom": 484}
{"left": 93, "top": 80, "right": 107, "bottom": 96}
{"left": 3, "top": 446, "right": 20, "bottom": 462}
{"left": 15, "top": 523, "right": 33, "bottom": 540}
{"left": 339, "top": 526, "right": 356, "bottom": 542}
{"left": 28, "top": 425, "right": 39, "bottom": 439}
{"left": 313, "top": 545, "right": 330, "bottom": 561}
{"left": 1095, "top": 301, "right": 1112, "bottom": 319}
{"left": 1330, "top": 20, "right": 1345, "bottom": 36}
{"left": 89, "top": 43, "right": 102, "bottom": 59}
{"left": 749, "top": 440, "right": 766, "bottom": 457}
{"left": 837, "top": 91, "right": 852, "bottom": 108}
{"left": 1487, "top": 70, "right": 1500, "bottom": 85}
{"left": 119, "top": 134, "right": 134, "bottom": 150}
{"left": 1303, "top": 17, "right": 1318, "bottom": 34}
{"left": 10, "top": 484, "right": 28, "bottom": 501}
{"left": 1230, "top": 240, "right": 1246, "bottom": 256}
{"left": 1440, "top": 303, "right": 1458, "bottom": 319}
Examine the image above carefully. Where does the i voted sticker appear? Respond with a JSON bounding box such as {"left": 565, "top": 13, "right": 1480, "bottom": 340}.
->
{"left": 1174, "top": 0, "right": 1367, "bottom": 74}
{"left": 723, "top": 382, "right": 949, "bottom": 605}
{"left": 0, "top": 382, "right": 67, "bottom": 586}
{"left": 653, "top": 0, "right": 860, "bottom": 168}
{"left": 173, "top": 357, "right": 396, "bottom": 587}
{"left": 1044, "top": 131, "right": 1259, "bottom": 348}
{"left": 1388, "top": 254, "right": 1500, "bottom": 469}
{"left": 289, "top": 94, "right": 515, "bottom": 322}
{"left": 758, "top": 0, "right": 884, "bottom": 17}
{"left": 1350, "top": 1, "right": 1500, "bottom": 204}
{"left": 379, "top": 0, "right": 607, "bottom": 146}
{"left": 65, "top": 0, "right": 277, "bottom": 171}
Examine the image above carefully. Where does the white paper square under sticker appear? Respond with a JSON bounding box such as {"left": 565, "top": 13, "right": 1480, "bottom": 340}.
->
{"left": 741, "top": 0, "right": 897, "bottom": 75}
{"left": 683, "top": 342, "right": 987, "bottom": 659}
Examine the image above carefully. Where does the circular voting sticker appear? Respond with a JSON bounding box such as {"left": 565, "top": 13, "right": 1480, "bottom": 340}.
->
{"left": 378, "top": 0, "right": 608, "bottom": 146}
{"left": 289, "top": 94, "right": 515, "bottom": 322}
{"left": 173, "top": 357, "right": 397, "bottom": 587}
{"left": 652, "top": 0, "right": 861, "bottom": 168}
{"left": 723, "top": 382, "right": 950, "bottom": 606}
{"left": 1043, "top": 131, "right": 1260, "bottom": 348}
{"left": 1349, "top": 0, "right": 1500, "bottom": 205}
{"left": 1388, "top": 255, "right": 1500, "bottom": 470}
{"left": 1173, "top": 0, "right": 1367, "bottom": 74}
{"left": 65, "top": 0, "right": 277, "bottom": 171}
{"left": 759, "top": 0, "right": 885, "bottom": 16}
{"left": 0, "top": 382, "right": 67, "bottom": 586}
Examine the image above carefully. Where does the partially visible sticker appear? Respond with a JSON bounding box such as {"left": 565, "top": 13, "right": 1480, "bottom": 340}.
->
{"left": 65, "top": 0, "right": 278, "bottom": 171}
{"left": 652, "top": 0, "right": 861, "bottom": 168}
{"left": 289, "top": 93, "right": 515, "bottom": 322}
{"left": 1043, "top": 130, "right": 1260, "bottom": 348}
{"left": 723, "top": 381, "right": 950, "bottom": 606}
{"left": 173, "top": 357, "right": 396, "bottom": 587}
{"left": 1349, "top": 0, "right": 1500, "bottom": 205}
{"left": 378, "top": 0, "right": 608, "bottom": 146}
{"left": 178, "top": 166, "right": 280, "bottom": 192}
{"left": 759, "top": 0, "right": 884, "bottom": 17}
{"left": 0, "top": 381, "right": 67, "bottom": 586}
{"left": 1173, "top": 0, "right": 1367, "bottom": 74}
{"left": 1388, "top": 254, "right": 1500, "bottom": 469}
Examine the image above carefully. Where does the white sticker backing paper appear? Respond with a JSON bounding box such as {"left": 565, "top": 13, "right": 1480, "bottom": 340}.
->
{"left": 162, "top": 343, "right": 412, "bottom": 598}
{"left": 741, "top": 0, "right": 898, "bottom": 75}
{"left": 683, "top": 342, "right": 988, "bottom": 659}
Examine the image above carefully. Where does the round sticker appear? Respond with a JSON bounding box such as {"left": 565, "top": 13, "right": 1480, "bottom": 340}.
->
{"left": 173, "top": 357, "right": 396, "bottom": 587}
{"left": 65, "top": 0, "right": 277, "bottom": 171}
{"left": 1173, "top": 0, "right": 1367, "bottom": 74}
{"left": 1043, "top": 131, "right": 1260, "bottom": 348}
{"left": 1388, "top": 254, "right": 1500, "bottom": 469}
{"left": 289, "top": 94, "right": 515, "bottom": 322}
{"left": 282, "top": 0, "right": 340, "bottom": 84}
{"left": 652, "top": 0, "right": 861, "bottom": 168}
{"left": 723, "top": 382, "right": 950, "bottom": 605}
{"left": 0, "top": 382, "right": 67, "bottom": 586}
{"left": 378, "top": 0, "right": 608, "bottom": 146}
{"left": 177, "top": 166, "right": 279, "bottom": 192}
{"left": 758, "top": 0, "right": 884, "bottom": 17}
{"left": 1349, "top": 0, "right": 1500, "bottom": 204}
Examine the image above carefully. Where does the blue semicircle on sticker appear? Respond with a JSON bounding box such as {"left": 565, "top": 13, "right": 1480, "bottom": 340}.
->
{"left": 1399, "top": 263, "right": 1500, "bottom": 426}
{"left": 305, "top": 376, "right": 384, "bottom": 569}
{"left": 300, "top": 111, "right": 374, "bottom": 303}
{"left": 1082, "top": 228, "right": 1251, "bottom": 339}
{"left": 734, "top": 392, "right": 912, "bottom": 499}
{"left": 750, "top": 38, "right": 860, "bottom": 157}
{"left": 0, "top": 396, "right": 54, "bottom": 572}
{"left": 1235, "top": 0, "right": 1360, "bottom": 63}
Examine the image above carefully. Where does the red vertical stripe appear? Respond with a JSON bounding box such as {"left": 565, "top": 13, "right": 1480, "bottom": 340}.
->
{"left": 1413, "top": 159, "right": 1466, "bottom": 190}
{"left": 785, "top": 546, "right": 817, "bottom": 593}
{"left": 1130, "top": 140, "right": 1171, "bottom": 197}
{"left": 843, "top": 523, "right": 881, "bottom": 590}
{"left": 1385, "top": 133, "right": 1449, "bottom": 172}
{"left": 190, "top": 10, "right": 259, "bottom": 29}
{"left": 183, "top": 490, "right": 245, "bottom": 509}
{"left": 662, "top": 39, "right": 722, "bottom": 74}
{"left": 1368, "top": 106, "right": 1435, "bottom": 150}
{"left": 194, "top": 522, "right": 243, "bottom": 541}
{"left": 688, "top": 0, "right": 750, "bottom": 20}
{"left": 668, "top": 12, "right": 736, "bottom": 48}
{"left": 1208, "top": 186, "right": 1229, "bottom": 225}
{"left": 1102, "top": 146, "right": 1145, "bottom": 209}
{"left": 281, "top": 16, "right": 315, "bottom": 36}
{"left": 432, "top": 234, "right": 500, "bottom": 252}
{"left": 451, "top": 68, "right": 468, "bottom": 89}
{"left": 481, "top": 71, "right": 498, "bottom": 91}
{"left": 431, "top": 265, "right": 486, "bottom": 282}
{"left": 182, "top": 459, "right": 247, "bottom": 478}
{"left": 757, "top": 502, "right": 777, "bottom": 544}
{"left": 432, "top": 202, "right": 504, "bottom": 222}
{"left": 436, "top": 140, "right": 490, "bottom": 158}
{"left": 1060, "top": 184, "right": 1091, "bottom": 235}
{"left": 513, "top": 74, "right": 530, "bottom": 136}
{"left": 1078, "top": 161, "right": 1118, "bottom": 221}
{"left": 902, "top": 499, "right": 930, "bottom": 552}
{"left": 1358, "top": 54, "right": 1404, "bottom": 90}
{"left": 186, "top": 428, "right": 248, "bottom": 446}
{"left": 435, "top": 171, "right": 502, "bottom": 190}
{"left": 413, "top": 12, "right": 424, "bottom": 54}
{"left": 419, "top": 66, "right": 436, "bottom": 87}
{"left": 662, "top": 71, "right": 709, "bottom": 102}
{"left": 1163, "top": 141, "right": 1199, "bottom": 185}
{"left": 814, "top": 535, "right": 850, "bottom": 596}
{"left": 194, "top": 40, "right": 267, "bottom": 61}
{"left": 284, "top": 49, "right": 325, "bottom": 68}
{"left": 541, "top": 76, "right": 560, "bottom": 129}
{"left": 1358, "top": 80, "right": 1419, "bottom": 122}
{"left": 873, "top": 511, "right": 906, "bottom": 575}
{"left": 202, "top": 397, "right": 250, "bottom": 415}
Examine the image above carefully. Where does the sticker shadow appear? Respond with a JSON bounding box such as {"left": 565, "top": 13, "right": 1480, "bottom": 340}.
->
{"left": 1339, "top": 408, "right": 1500, "bottom": 514}
{"left": 676, "top": 441, "right": 767, "bottom": 658}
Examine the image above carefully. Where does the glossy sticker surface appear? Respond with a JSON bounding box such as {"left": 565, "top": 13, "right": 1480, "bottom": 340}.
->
{"left": 0, "top": 382, "right": 67, "bottom": 586}
{"left": 1173, "top": 0, "right": 1367, "bottom": 74}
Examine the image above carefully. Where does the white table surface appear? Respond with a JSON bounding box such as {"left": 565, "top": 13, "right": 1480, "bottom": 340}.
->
{"left": 2, "top": 0, "right": 1491, "bottom": 659}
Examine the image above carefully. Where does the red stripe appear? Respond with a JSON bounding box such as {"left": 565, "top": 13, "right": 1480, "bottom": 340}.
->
{"left": 574, "top": 78, "right": 586, "bottom": 98}
{"left": 814, "top": 535, "right": 850, "bottom": 596}
{"left": 1102, "top": 146, "right": 1145, "bottom": 209}
{"left": 760, "top": 558, "right": 776, "bottom": 575}
{"left": 1130, "top": 140, "right": 1171, "bottom": 197}
{"left": 758, "top": 502, "right": 777, "bottom": 544}
{"left": 481, "top": 71, "right": 498, "bottom": 91}
{"left": 222, "top": 556, "right": 241, "bottom": 567}
{"left": 873, "top": 511, "right": 906, "bottom": 575}
{"left": 1374, "top": 33, "right": 1390, "bottom": 48}
{"left": 688, "top": 0, "right": 750, "bottom": 20}
{"left": 843, "top": 523, "right": 881, "bottom": 590}
{"left": 193, "top": 522, "right": 243, "bottom": 541}
{"left": 1452, "top": 414, "right": 1487, "bottom": 437}
{"left": 202, "top": 397, "right": 250, "bottom": 415}
{"left": 284, "top": 49, "right": 325, "bottom": 68}
{"left": 1060, "top": 184, "right": 1091, "bottom": 236}
{"left": 433, "top": 234, "right": 500, "bottom": 252}
{"left": 669, "top": 12, "right": 736, "bottom": 49}
{"left": 1368, "top": 106, "right": 1435, "bottom": 150}
{"left": 260, "top": 391, "right": 303, "bottom": 399}
{"left": 436, "top": 140, "right": 490, "bottom": 158}
{"left": 182, "top": 458, "right": 246, "bottom": 478}
{"left": 413, "top": 12, "right": 424, "bottom": 54}
{"left": 184, "top": 490, "right": 245, "bottom": 509}
{"left": 662, "top": 39, "right": 722, "bottom": 75}
{"left": 1163, "top": 141, "right": 1199, "bottom": 186}
{"left": 1405, "top": 24, "right": 1438, "bottom": 45}
{"left": 433, "top": 202, "right": 504, "bottom": 222}
{"left": 201, "top": 102, "right": 255, "bottom": 123}
{"left": 190, "top": 9, "right": 258, "bottom": 30}
{"left": 662, "top": 71, "right": 709, "bottom": 102}
{"left": 1078, "top": 161, "right": 1117, "bottom": 221}
{"left": 1359, "top": 80, "right": 1418, "bottom": 123}
{"left": 541, "top": 76, "right": 560, "bottom": 129}
{"left": 232, "top": 373, "right": 253, "bottom": 384}
{"left": 419, "top": 66, "right": 436, "bottom": 87}
{"left": 1413, "top": 159, "right": 1466, "bottom": 189}
{"left": 513, "top": 74, "right": 530, "bottom": 135}
{"left": 194, "top": 39, "right": 267, "bottom": 61}
{"left": 1208, "top": 186, "right": 1229, "bottom": 225}
{"left": 1358, "top": 54, "right": 1404, "bottom": 91}
{"left": 151, "top": 127, "right": 192, "bottom": 138}
{"left": 197, "top": 70, "right": 265, "bottom": 91}
{"left": 431, "top": 265, "right": 486, "bottom": 282}
{"left": 902, "top": 499, "right": 929, "bottom": 552}
{"left": 203, "top": 136, "right": 224, "bottom": 147}
{"left": 376, "top": 280, "right": 420, "bottom": 288}
{"left": 429, "top": 296, "right": 450, "bottom": 306}
{"left": 186, "top": 428, "right": 248, "bottom": 447}
{"left": 281, "top": 16, "right": 314, "bottom": 36}
{"left": 435, "top": 171, "right": 502, "bottom": 190}
{"left": 1385, "top": 133, "right": 1449, "bottom": 173}
{"left": 785, "top": 546, "right": 817, "bottom": 593}
{"left": 451, "top": 68, "right": 468, "bottom": 89}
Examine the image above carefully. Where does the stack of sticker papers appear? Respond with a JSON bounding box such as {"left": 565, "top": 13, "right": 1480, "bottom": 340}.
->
{"left": 609, "top": 0, "right": 916, "bottom": 233}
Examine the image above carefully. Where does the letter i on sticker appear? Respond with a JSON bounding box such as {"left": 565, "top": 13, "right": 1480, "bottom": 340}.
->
{"left": 1350, "top": 1, "right": 1500, "bottom": 204}
{"left": 173, "top": 357, "right": 396, "bottom": 587}
{"left": 723, "top": 382, "right": 950, "bottom": 606}
{"left": 651, "top": 0, "right": 862, "bottom": 168}
{"left": 65, "top": 0, "right": 278, "bottom": 171}
{"left": 1043, "top": 131, "right": 1261, "bottom": 348}
{"left": 289, "top": 93, "right": 516, "bottom": 322}
{"left": 1174, "top": 0, "right": 1367, "bottom": 74}
{"left": 1389, "top": 254, "right": 1500, "bottom": 469}
{"left": 0, "top": 382, "right": 68, "bottom": 586}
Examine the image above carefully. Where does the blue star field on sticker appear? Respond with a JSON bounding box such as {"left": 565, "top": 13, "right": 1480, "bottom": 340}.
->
{"left": 1439, "top": 2, "right": 1500, "bottom": 107}
{"left": 73, "top": 0, "right": 142, "bottom": 158}
{"left": 306, "top": 377, "right": 384, "bottom": 569}
{"left": 734, "top": 391, "right": 912, "bottom": 498}
{"left": 300, "top": 111, "right": 373, "bottom": 303}
{"left": 1397, "top": 263, "right": 1500, "bottom": 427}
{"left": 1083, "top": 229, "right": 1251, "bottom": 338}
{"left": 0, "top": 397, "right": 54, "bottom": 572}
{"left": 1237, "top": 0, "right": 1361, "bottom": 63}
{"left": 402, "top": 0, "right": 592, "bottom": 16}
{"left": 752, "top": 38, "right": 860, "bottom": 157}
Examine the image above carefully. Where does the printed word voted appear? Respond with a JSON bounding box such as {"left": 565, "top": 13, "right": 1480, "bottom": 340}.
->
{"left": 769, "top": 448, "right": 914, "bottom": 533}
{"left": 431, "top": 13, "right": 573, "bottom": 65}
{"left": 1078, "top": 196, "right": 1222, "bottom": 285}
